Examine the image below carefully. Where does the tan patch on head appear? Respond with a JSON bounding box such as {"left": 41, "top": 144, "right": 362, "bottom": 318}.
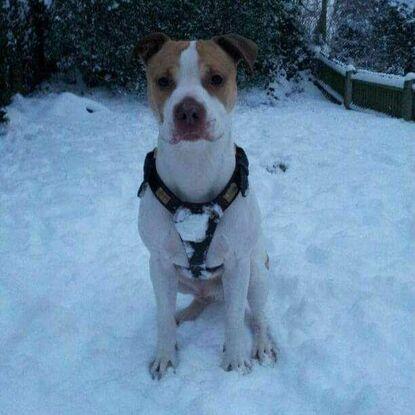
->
{"left": 146, "top": 40, "right": 190, "bottom": 121}
{"left": 196, "top": 40, "right": 238, "bottom": 111}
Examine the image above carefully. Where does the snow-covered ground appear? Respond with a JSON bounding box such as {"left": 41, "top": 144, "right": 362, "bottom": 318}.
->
{"left": 1, "top": 85, "right": 414, "bottom": 415}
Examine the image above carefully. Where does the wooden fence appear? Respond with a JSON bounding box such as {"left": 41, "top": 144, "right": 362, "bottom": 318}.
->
{"left": 313, "top": 51, "right": 415, "bottom": 122}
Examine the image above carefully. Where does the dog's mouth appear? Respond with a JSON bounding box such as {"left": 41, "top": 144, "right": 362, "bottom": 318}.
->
{"left": 171, "top": 131, "right": 212, "bottom": 144}
{"left": 170, "top": 121, "right": 219, "bottom": 144}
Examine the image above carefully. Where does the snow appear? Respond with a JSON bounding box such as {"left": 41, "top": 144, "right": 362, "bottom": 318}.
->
{"left": 317, "top": 52, "right": 348, "bottom": 76}
{"left": 346, "top": 64, "right": 356, "bottom": 72}
{"left": 182, "top": 241, "right": 195, "bottom": 259}
{"left": 174, "top": 208, "right": 211, "bottom": 243}
{"left": 316, "top": 52, "right": 408, "bottom": 89}
{"left": 353, "top": 70, "right": 405, "bottom": 89}
{"left": 173, "top": 205, "right": 223, "bottom": 245}
{"left": 1, "top": 85, "right": 415, "bottom": 414}
{"left": 395, "top": 0, "right": 415, "bottom": 7}
{"left": 314, "top": 78, "right": 343, "bottom": 104}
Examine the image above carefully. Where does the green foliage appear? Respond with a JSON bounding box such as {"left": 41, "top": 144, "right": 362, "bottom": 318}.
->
{"left": 0, "top": 108, "right": 8, "bottom": 124}
{"left": 47, "top": 0, "right": 309, "bottom": 91}
{"left": 1, "top": 0, "right": 413, "bottom": 120}
{"left": 330, "top": 0, "right": 415, "bottom": 75}
{"left": 0, "top": 2, "right": 11, "bottom": 122}
{"left": 371, "top": 1, "right": 414, "bottom": 74}
{"left": 1, "top": 0, "right": 309, "bottom": 118}
{"left": 0, "top": 0, "right": 52, "bottom": 123}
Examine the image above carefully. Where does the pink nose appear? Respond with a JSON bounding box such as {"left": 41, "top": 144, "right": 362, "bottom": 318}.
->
{"left": 174, "top": 97, "right": 206, "bottom": 130}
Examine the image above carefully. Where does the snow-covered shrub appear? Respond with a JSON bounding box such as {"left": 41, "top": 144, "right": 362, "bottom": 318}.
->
{"left": 0, "top": 0, "right": 52, "bottom": 123}
{"left": 330, "top": 0, "right": 375, "bottom": 69}
{"left": 46, "top": 0, "right": 309, "bottom": 91}
{"left": 0, "top": 3, "right": 9, "bottom": 122}
{"left": 330, "top": 0, "right": 415, "bottom": 75}
{"left": 371, "top": 1, "right": 415, "bottom": 74}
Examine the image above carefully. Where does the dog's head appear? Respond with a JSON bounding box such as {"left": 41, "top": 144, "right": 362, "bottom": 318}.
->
{"left": 135, "top": 34, "right": 257, "bottom": 144}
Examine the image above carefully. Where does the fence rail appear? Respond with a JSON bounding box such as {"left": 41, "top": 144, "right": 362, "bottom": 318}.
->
{"left": 313, "top": 52, "right": 415, "bottom": 122}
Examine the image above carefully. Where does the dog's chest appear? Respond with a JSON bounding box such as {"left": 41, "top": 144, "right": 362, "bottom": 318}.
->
{"left": 138, "top": 188, "right": 260, "bottom": 270}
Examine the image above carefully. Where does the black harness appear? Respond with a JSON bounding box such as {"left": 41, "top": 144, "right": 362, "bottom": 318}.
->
{"left": 137, "top": 145, "right": 249, "bottom": 278}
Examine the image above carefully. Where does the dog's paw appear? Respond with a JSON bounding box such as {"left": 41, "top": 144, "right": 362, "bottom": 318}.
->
{"left": 149, "top": 349, "right": 178, "bottom": 380}
{"left": 221, "top": 347, "right": 252, "bottom": 374}
{"left": 252, "top": 334, "right": 277, "bottom": 366}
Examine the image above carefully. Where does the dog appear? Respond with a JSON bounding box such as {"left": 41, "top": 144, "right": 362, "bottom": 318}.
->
{"left": 136, "top": 33, "right": 276, "bottom": 379}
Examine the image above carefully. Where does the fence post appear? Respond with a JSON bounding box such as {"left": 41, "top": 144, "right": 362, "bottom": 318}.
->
{"left": 402, "top": 73, "right": 415, "bottom": 121}
{"left": 344, "top": 65, "right": 356, "bottom": 110}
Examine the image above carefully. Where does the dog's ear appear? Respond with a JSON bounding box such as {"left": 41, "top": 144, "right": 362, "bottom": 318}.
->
{"left": 134, "top": 33, "right": 170, "bottom": 64}
{"left": 212, "top": 34, "right": 258, "bottom": 73}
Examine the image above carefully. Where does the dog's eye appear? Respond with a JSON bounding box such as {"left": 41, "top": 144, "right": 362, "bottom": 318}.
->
{"left": 210, "top": 74, "right": 223, "bottom": 86}
{"left": 157, "top": 76, "right": 171, "bottom": 88}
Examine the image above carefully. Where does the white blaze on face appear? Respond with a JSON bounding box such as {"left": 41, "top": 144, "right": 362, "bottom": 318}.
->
{"left": 159, "top": 41, "right": 230, "bottom": 144}
{"left": 178, "top": 41, "right": 200, "bottom": 85}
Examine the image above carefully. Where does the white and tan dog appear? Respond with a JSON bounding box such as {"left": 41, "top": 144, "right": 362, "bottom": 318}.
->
{"left": 136, "top": 33, "right": 276, "bottom": 379}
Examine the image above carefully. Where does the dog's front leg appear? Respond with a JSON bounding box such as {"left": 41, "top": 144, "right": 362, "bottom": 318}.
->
{"left": 222, "top": 256, "right": 252, "bottom": 374}
{"left": 149, "top": 255, "right": 178, "bottom": 379}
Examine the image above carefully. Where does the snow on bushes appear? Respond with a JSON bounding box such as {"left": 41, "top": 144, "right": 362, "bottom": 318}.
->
{"left": 46, "top": 0, "right": 309, "bottom": 91}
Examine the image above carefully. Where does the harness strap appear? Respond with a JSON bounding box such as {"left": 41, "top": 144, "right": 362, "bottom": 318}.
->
{"left": 138, "top": 145, "right": 249, "bottom": 278}
{"left": 182, "top": 207, "right": 221, "bottom": 278}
